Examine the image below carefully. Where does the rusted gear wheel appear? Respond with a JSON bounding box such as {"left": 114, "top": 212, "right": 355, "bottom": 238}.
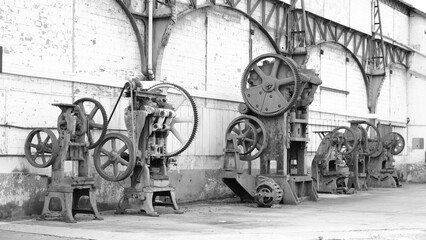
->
{"left": 255, "top": 177, "right": 283, "bottom": 207}
{"left": 383, "top": 132, "right": 405, "bottom": 155}
{"left": 73, "top": 98, "right": 108, "bottom": 149}
{"left": 354, "top": 121, "right": 381, "bottom": 156}
{"left": 24, "top": 129, "right": 59, "bottom": 168}
{"left": 93, "top": 133, "right": 135, "bottom": 182}
{"left": 330, "top": 126, "right": 359, "bottom": 155}
{"left": 229, "top": 115, "right": 267, "bottom": 161}
{"left": 148, "top": 83, "right": 198, "bottom": 157}
{"left": 241, "top": 54, "right": 301, "bottom": 116}
{"left": 225, "top": 118, "right": 259, "bottom": 156}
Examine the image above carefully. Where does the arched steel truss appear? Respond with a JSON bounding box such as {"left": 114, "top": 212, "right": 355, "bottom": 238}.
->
{"left": 115, "top": 0, "right": 412, "bottom": 113}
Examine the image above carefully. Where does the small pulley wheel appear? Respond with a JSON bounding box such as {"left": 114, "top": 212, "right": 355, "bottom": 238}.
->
{"left": 148, "top": 83, "right": 198, "bottom": 157}
{"left": 227, "top": 115, "right": 267, "bottom": 161}
{"left": 24, "top": 129, "right": 59, "bottom": 168}
{"left": 330, "top": 126, "right": 358, "bottom": 155}
{"left": 354, "top": 121, "right": 381, "bottom": 156}
{"left": 93, "top": 133, "right": 135, "bottom": 182}
{"left": 383, "top": 132, "right": 405, "bottom": 155}
{"left": 225, "top": 118, "right": 258, "bottom": 155}
{"left": 241, "top": 53, "right": 301, "bottom": 116}
{"left": 255, "top": 177, "right": 283, "bottom": 207}
{"left": 73, "top": 98, "right": 108, "bottom": 149}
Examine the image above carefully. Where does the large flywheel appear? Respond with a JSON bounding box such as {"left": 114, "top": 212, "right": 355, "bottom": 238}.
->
{"left": 241, "top": 54, "right": 301, "bottom": 116}
{"left": 383, "top": 132, "right": 405, "bottom": 155}
{"left": 24, "top": 129, "right": 59, "bottom": 168}
{"left": 330, "top": 126, "right": 359, "bottom": 155}
{"left": 225, "top": 115, "right": 267, "bottom": 161}
{"left": 93, "top": 133, "right": 135, "bottom": 182}
{"left": 73, "top": 98, "right": 108, "bottom": 149}
{"left": 354, "top": 121, "right": 381, "bottom": 156}
{"left": 148, "top": 83, "right": 198, "bottom": 157}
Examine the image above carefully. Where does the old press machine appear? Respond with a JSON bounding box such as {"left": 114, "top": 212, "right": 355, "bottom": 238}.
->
{"left": 221, "top": 53, "right": 322, "bottom": 207}
{"left": 311, "top": 121, "right": 405, "bottom": 194}
{"left": 92, "top": 80, "right": 198, "bottom": 216}
{"left": 24, "top": 98, "right": 107, "bottom": 222}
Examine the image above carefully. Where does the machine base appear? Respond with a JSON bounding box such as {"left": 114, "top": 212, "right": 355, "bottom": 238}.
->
{"left": 221, "top": 170, "right": 318, "bottom": 205}
{"left": 40, "top": 178, "right": 102, "bottom": 223}
{"left": 116, "top": 186, "right": 181, "bottom": 217}
{"left": 367, "top": 173, "right": 400, "bottom": 188}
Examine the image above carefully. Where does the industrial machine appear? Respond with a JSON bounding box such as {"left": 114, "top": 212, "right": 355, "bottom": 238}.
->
{"left": 311, "top": 120, "right": 382, "bottom": 193}
{"left": 221, "top": 53, "right": 322, "bottom": 207}
{"left": 93, "top": 80, "right": 198, "bottom": 216}
{"left": 24, "top": 98, "right": 107, "bottom": 222}
{"left": 367, "top": 125, "right": 405, "bottom": 188}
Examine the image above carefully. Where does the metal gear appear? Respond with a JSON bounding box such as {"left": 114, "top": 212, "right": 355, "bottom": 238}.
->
{"left": 148, "top": 83, "right": 198, "bottom": 157}
{"left": 255, "top": 177, "right": 283, "bottom": 207}
{"left": 241, "top": 54, "right": 301, "bottom": 116}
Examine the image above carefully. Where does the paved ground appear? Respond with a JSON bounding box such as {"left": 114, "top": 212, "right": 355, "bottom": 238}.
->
{"left": 0, "top": 183, "right": 426, "bottom": 240}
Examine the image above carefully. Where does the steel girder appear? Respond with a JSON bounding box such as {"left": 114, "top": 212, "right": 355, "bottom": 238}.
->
{"left": 115, "top": 0, "right": 411, "bottom": 113}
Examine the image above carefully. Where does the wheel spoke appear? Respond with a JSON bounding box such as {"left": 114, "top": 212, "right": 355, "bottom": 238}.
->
{"left": 36, "top": 132, "right": 42, "bottom": 144}
{"left": 117, "top": 145, "right": 128, "bottom": 155}
{"left": 100, "top": 148, "right": 111, "bottom": 157}
{"left": 232, "top": 126, "right": 241, "bottom": 135}
{"left": 113, "top": 163, "right": 118, "bottom": 176}
{"left": 111, "top": 139, "right": 117, "bottom": 151}
{"left": 32, "top": 152, "right": 40, "bottom": 161}
{"left": 41, "top": 153, "right": 46, "bottom": 164}
{"left": 241, "top": 141, "right": 247, "bottom": 151}
{"left": 276, "top": 76, "right": 295, "bottom": 86}
{"left": 173, "top": 117, "right": 193, "bottom": 123}
{"left": 170, "top": 125, "right": 185, "bottom": 144}
{"left": 270, "top": 60, "right": 280, "bottom": 77}
{"left": 253, "top": 65, "right": 267, "bottom": 80}
{"left": 117, "top": 157, "right": 129, "bottom": 166}
{"left": 42, "top": 136, "right": 50, "bottom": 149}
{"left": 173, "top": 96, "right": 186, "bottom": 111}
{"left": 89, "top": 122, "right": 104, "bottom": 129}
{"left": 89, "top": 105, "right": 100, "bottom": 119}
{"left": 100, "top": 160, "right": 113, "bottom": 170}
{"left": 30, "top": 143, "right": 38, "bottom": 148}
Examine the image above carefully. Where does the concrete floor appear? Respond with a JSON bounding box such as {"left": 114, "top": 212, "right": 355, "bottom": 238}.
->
{"left": 0, "top": 183, "right": 426, "bottom": 240}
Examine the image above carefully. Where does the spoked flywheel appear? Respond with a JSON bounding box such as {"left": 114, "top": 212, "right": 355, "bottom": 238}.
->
{"left": 93, "top": 133, "right": 135, "bottom": 182}
{"left": 225, "top": 115, "right": 267, "bottom": 161}
{"left": 354, "top": 121, "right": 381, "bottom": 156}
{"left": 383, "top": 132, "right": 405, "bottom": 155}
{"left": 148, "top": 83, "right": 198, "bottom": 157}
{"left": 24, "top": 129, "right": 59, "bottom": 168}
{"left": 330, "top": 126, "right": 359, "bottom": 155}
{"left": 73, "top": 98, "right": 108, "bottom": 149}
{"left": 241, "top": 54, "right": 301, "bottom": 116}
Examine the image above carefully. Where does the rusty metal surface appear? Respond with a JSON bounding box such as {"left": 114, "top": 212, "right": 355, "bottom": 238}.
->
{"left": 93, "top": 81, "right": 198, "bottom": 216}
